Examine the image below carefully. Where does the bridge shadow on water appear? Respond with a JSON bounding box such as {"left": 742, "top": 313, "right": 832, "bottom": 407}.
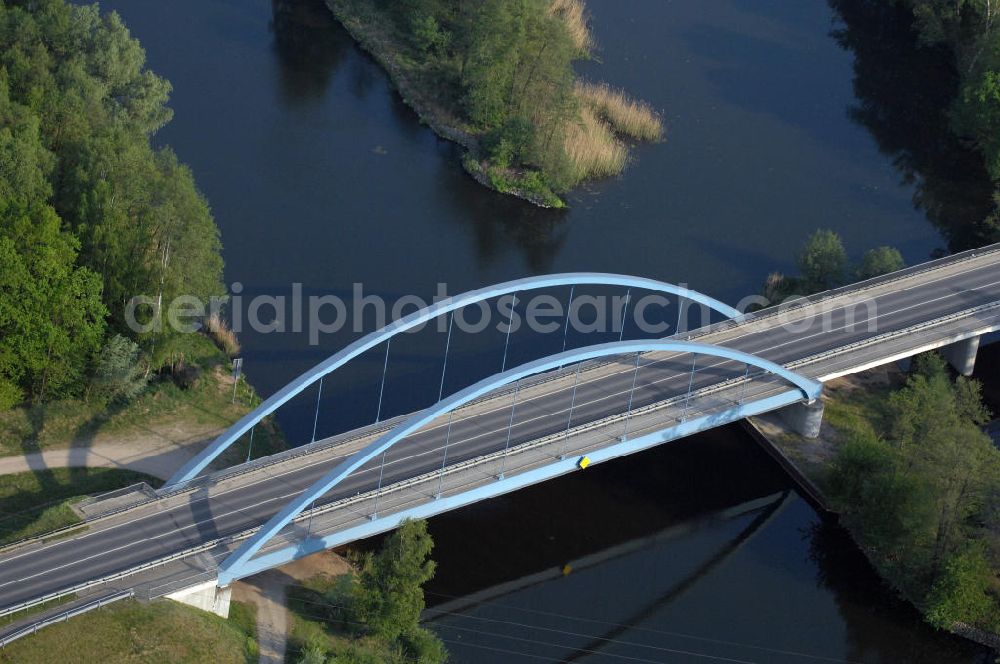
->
{"left": 366, "top": 426, "right": 991, "bottom": 664}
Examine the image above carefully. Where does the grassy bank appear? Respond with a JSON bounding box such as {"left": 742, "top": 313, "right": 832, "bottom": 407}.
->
{"left": 0, "top": 467, "right": 159, "bottom": 545}
{"left": 0, "top": 334, "right": 283, "bottom": 465}
{"left": 325, "top": 0, "right": 663, "bottom": 208}
{"left": 0, "top": 599, "right": 258, "bottom": 663}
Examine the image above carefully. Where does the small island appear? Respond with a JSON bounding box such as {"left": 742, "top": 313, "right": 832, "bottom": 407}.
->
{"left": 326, "top": 0, "right": 663, "bottom": 207}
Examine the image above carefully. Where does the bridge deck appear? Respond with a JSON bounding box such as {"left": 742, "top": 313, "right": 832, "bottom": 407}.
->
{"left": 2, "top": 247, "right": 1000, "bottom": 611}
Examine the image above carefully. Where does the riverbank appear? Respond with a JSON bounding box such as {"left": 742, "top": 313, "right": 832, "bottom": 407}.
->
{"left": 323, "top": 0, "right": 662, "bottom": 208}
{"left": 749, "top": 362, "right": 1000, "bottom": 651}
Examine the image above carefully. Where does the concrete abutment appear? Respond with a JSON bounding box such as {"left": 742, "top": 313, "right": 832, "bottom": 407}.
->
{"left": 942, "top": 335, "right": 981, "bottom": 376}
{"left": 166, "top": 580, "right": 231, "bottom": 618}
{"left": 781, "top": 398, "right": 824, "bottom": 439}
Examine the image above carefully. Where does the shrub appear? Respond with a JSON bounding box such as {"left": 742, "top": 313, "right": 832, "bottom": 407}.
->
{"left": 401, "top": 627, "right": 448, "bottom": 663}
{"left": 91, "top": 334, "right": 147, "bottom": 404}
{"left": 483, "top": 118, "right": 534, "bottom": 169}
{"left": 297, "top": 644, "right": 329, "bottom": 664}
{"left": 0, "top": 379, "right": 23, "bottom": 410}
{"left": 410, "top": 13, "right": 449, "bottom": 56}
{"left": 926, "top": 544, "right": 996, "bottom": 629}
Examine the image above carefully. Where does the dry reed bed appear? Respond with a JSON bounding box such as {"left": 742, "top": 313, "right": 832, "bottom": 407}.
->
{"left": 575, "top": 81, "right": 663, "bottom": 141}
{"left": 548, "top": 0, "right": 593, "bottom": 53}
{"left": 564, "top": 106, "right": 628, "bottom": 181}
{"left": 203, "top": 313, "right": 241, "bottom": 357}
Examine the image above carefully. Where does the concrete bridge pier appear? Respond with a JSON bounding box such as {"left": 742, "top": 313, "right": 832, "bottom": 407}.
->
{"left": 166, "top": 580, "right": 231, "bottom": 618}
{"left": 781, "top": 398, "right": 824, "bottom": 439}
{"left": 942, "top": 335, "right": 981, "bottom": 376}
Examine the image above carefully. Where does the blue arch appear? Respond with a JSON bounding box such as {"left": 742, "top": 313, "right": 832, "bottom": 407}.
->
{"left": 218, "top": 339, "right": 820, "bottom": 583}
{"left": 165, "top": 274, "right": 742, "bottom": 488}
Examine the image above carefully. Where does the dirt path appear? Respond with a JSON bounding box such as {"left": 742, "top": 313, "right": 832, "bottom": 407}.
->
{"left": 233, "top": 552, "right": 352, "bottom": 664}
{"left": 0, "top": 425, "right": 222, "bottom": 480}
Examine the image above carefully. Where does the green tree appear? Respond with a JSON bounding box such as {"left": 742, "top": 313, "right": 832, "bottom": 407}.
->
{"left": 462, "top": 0, "right": 529, "bottom": 128}
{"left": 954, "top": 69, "right": 1000, "bottom": 179}
{"left": 410, "top": 13, "right": 450, "bottom": 56}
{"left": 797, "top": 229, "right": 847, "bottom": 291}
{"left": 353, "top": 519, "right": 437, "bottom": 643}
{"left": 0, "top": 201, "right": 106, "bottom": 402}
{"left": 856, "top": 246, "right": 905, "bottom": 280}
{"left": 0, "top": 0, "right": 226, "bottom": 399}
{"left": 828, "top": 431, "right": 929, "bottom": 557}
{"left": 0, "top": 82, "right": 54, "bottom": 205}
{"left": 0, "top": 0, "right": 219, "bottom": 302}
{"left": 889, "top": 353, "right": 1000, "bottom": 578}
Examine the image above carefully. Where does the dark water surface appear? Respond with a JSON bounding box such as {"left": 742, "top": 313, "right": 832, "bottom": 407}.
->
{"left": 86, "top": 0, "right": 994, "bottom": 660}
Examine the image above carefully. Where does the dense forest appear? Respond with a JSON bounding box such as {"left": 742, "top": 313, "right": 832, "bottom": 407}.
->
{"left": 330, "top": 0, "right": 662, "bottom": 206}
{"left": 897, "top": 0, "right": 1000, "bottom": 233}
{"left": 0, "top": 0, "right": 226, "bottom": 409}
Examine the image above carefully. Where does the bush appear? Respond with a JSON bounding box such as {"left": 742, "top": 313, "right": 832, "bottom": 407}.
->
{"left": 410, "top": 13, "right": 449, "bottom": 55}
{"left": 172, "top": 363, "right": 202, "bottom": 390}
{"left": 483, "top": 118, "right": 534, "bottom": 169}
{"left": 91, "top": 334, "right": 147, "bottom": 404}
{"left": 401, "top": 627, "right": 448, "bottom": 664}
{"left": 926, "top": 544, "right": 996, "bottom": 629}
{"left": 297, "top": 644, "right": 329, "bottom": 664}
{"left": 0, "top": 378, "right": 22, "bottom": 410}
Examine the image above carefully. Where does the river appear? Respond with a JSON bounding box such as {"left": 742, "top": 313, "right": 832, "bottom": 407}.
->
{"left": 85, "top": 0, "right": 993, "bottom": 660}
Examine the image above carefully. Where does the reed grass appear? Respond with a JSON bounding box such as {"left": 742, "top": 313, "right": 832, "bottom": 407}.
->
{"left": 203, "top": 313, "right": 241, "bottom": 357}
{"left": 549, "top": 0, "right": 592, "bottom": 54}
{"left": 564, "top": 106, "right": 628, "bottom": 182}
{"left": 576, "top": 81, "right": 663, "bottom": 141}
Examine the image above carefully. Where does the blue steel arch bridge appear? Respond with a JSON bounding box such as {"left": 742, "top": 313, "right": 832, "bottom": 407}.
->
{"left": 1, "top": 246, "right": 1000, "bottom": 634}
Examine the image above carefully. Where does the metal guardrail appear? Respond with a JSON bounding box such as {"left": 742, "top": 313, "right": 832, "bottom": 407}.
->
{"left": 0, "top": 590, "right": 134, "bottom": 648}
{"left": 786, "top": 300, "right": 1000, "bottom": 375}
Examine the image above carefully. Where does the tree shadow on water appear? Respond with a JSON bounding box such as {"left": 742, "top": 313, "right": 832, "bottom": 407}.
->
{"left": 270, "top": 0, "right": 352, "bottom": 105}
{"left": 829, "top": 0, "right": 995, "bottom": 254}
